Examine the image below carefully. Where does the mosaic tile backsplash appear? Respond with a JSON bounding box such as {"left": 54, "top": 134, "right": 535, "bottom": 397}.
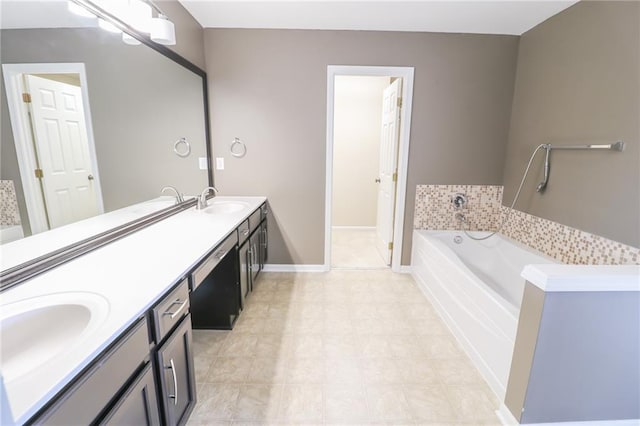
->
{"left": 414, "top": 185, "right": 503, "bottom": 231}
{"left": 414, "top": 184, "right": 639, "bottom": 265}
{"left": 0, "top": 180, "right": 21, "bottom": 226}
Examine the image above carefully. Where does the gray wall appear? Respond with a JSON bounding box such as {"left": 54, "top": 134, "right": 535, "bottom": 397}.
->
{"left": 204, "top": 29, "right": 519, "bottom": 265}
{"left": 1, "top": 28, "right": 207, "bottom": 235}
{"left": 502, "top": 1, "right": 640, "bottom": 247}
{"left": 522, "top": 290, "right": 640, "bottom": 423}
{"left": 157, "top": 0, "right": 206, "bottom": 70}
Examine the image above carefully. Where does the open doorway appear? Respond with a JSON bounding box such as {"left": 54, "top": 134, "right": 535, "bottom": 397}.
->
{"left": 325, "top": 66, "right": 414, "bottom": 272}
{"left": 3, "top": 63, "right": 103, "bottom": 235}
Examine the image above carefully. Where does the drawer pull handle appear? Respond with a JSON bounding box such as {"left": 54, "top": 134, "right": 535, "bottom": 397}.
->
{"left": 214, "top": 249, "right": 227, "bottom": 259}
{"left": 166, "top": 358, "right": 178, "bottom": 405}
{"left": 163, "top": 299, "right": 188, "bottom": 319}
{"left": 242, "top": 229, "right": 249, "bottom": 236}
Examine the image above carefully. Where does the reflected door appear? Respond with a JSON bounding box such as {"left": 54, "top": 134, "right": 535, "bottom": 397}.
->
{"left": 375, "top": 78, "right": 402, "bottom": 265}
{"left": 25, "top": 74, "right": 100, "bottom": 229}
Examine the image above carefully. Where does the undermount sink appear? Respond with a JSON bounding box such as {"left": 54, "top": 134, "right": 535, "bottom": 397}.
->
{"left": 0, "top": 292, "right": 110, "bottom": 383}
{"left": 203, "top": 200, "right": 249, "bottom": 214}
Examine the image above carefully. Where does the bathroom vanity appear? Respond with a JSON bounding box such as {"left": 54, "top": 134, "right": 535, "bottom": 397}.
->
{"left": 0, "top": 196, "right": 267, "bottom": 425}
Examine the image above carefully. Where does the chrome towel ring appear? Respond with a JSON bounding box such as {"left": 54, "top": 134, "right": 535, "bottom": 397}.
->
{"left": 230, "top": 137, "right": 247, "bottom": 158}
{"left": 173, "top": 137, "right": 191, "bottom": 157}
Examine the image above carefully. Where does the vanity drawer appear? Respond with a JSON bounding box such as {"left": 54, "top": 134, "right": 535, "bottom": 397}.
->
{"left": 34, "top": 318, "right": 149, "bottom": 425}
{"left": 248, "top": 208, "right": 262, "bottom": 234}
{"left": 152, "top": 278, "right": 190, "bottom": 343}
{"left": 191, "top": 232, "right": 238, "bottom": 291}
{"left": 237, "top": 219, "right": 250, "bottom": 245}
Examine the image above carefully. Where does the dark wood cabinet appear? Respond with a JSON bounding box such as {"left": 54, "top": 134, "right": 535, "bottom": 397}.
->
{"left": 99, "top": 364, "right": 160, "bottom": 426}
{"left": 155, "top": 315, "right": 197, "bottom": 426}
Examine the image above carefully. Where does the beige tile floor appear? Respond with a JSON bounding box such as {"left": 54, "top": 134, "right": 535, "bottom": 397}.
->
{"left": 188, "top": 270, "right": 500, "bottom": 425}
{"left": 331, "top": 228, "right": 388, "bottom": 269}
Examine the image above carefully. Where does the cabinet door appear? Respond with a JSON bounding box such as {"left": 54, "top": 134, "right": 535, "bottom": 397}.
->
{"left": 249, "top": 233, "right": 260, "bottom": 284}
{"left": 239, "top": 242, "right": 250, "bottom": 308}
{"left": 260, "top": 220, "right": 268, "bottom": 267}
{"left": 100, "top": 363, "right": 161, "bottom": 426}
{"left": 156, "top": 315, "right": 196, "bottom": 426}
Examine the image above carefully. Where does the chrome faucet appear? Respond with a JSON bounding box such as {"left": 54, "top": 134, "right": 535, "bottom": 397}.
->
{"left": 161, "top": 186, "right": 184, "bottom": 204}
{"left": 197, "top": 186, "right": 219, "bottom": 210}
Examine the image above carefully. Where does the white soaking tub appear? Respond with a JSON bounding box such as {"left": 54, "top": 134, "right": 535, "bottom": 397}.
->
{"left": 411, "top": 230, "right": 556, "bottom": 400}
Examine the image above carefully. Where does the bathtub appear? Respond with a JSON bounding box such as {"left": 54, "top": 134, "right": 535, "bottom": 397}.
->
{"left": 0, "top": 225, "right": 24, "bottom": 244}
{"left": 411, "top": 230, "right": 556, "bottom": 400}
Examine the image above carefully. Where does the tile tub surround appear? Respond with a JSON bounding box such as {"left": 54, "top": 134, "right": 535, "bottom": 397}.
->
{"left": 187, "top": 270, "right": 500, "bottom": 425}
{"left": 413, "top": 185, "right": 503, "bottom": 232}
{"left": 414, "top": 184, "right": 639, "bottom": 265}
{"left": 0, "top": 180, "right": 21, "bottom": 226}
{"left": 499, "top": 207, "right": 640, "bottom": 266}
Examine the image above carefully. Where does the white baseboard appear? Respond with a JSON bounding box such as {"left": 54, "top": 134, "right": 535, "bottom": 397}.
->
{"left": 263, "top": 264, "right": 410, "bottom": 274}
{"left": 262, "top": 264, "right": 327, "bottom": 272}
{"left": 496, "top": 404, "right": 519, "bottom": 425}
{"left": 331, "top": 226, "right": 375, "bottom": 230}
{"left": 397, "top": 265, "right": 412, "bottom": 274}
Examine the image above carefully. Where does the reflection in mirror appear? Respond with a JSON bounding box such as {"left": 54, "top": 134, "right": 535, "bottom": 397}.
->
{"left": 0, "top": 1, "right": 210, "bottom": 270}
{"left": 3, "top": 65, "right": 103, "bottom": 238}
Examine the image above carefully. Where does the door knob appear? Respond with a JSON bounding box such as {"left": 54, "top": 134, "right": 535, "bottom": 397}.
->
{"left": 88, "top": 174, "right": 94, "bottom": 181}
{"left": 375, "top": 178, "right": 381, "bottom": 183}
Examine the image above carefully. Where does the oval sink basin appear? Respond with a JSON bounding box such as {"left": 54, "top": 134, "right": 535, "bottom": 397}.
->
{"left": 0, "top": 292, "right": 109, "bottom": 382}
{"left": 203, "top": 200, "right": 249, "bottom": 214}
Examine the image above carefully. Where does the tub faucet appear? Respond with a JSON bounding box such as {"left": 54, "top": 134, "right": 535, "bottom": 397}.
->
{"left": 455, "top": 212, "right": 467, "bottom": 224}
{"left": 197, "top": 186, "right": 219, "bottom": 209}
{"left": 161, "top": 186, "right": 184, "bottom": 204}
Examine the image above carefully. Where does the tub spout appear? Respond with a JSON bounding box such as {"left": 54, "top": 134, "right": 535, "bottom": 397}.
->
{"left": 455, "top": 212, "right": 467, "bottom": 223}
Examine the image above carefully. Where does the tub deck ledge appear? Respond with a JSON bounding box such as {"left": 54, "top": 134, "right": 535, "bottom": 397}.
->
{"left": 522, "top": 264, "right": 640, "bottom": 292}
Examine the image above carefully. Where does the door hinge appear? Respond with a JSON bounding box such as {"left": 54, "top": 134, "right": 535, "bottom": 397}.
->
{"left": 388, "top": 242, "right": 393, "bottom": 250}
{"left": 397, "top": 97, "right": 402, "bottom": 108}
{"left": 22, "top": 93, "right": 32, "bottom": 103}
{"left": 34, "top": 168, "right": 43, "bottom": 178}
{"left": 392, "top": 171, "right": 398, "bottom": 182}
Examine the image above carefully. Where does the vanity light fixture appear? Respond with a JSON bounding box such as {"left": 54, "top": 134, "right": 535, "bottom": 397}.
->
{"left": 122, "top": 32, "right": 142, "bottom": 45}
{"left": 69, "top": 0, "right": 177, "bottom": 46}
{"left": 150, "top": 14, "right": 176, "bottom": 45}
{"left": 129, "top": 0, "right": 152, "bottom": 34}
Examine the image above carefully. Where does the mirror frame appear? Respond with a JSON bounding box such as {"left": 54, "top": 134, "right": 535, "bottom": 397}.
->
{"left": 0, "top": 0, "right": 213, "bottom": 290}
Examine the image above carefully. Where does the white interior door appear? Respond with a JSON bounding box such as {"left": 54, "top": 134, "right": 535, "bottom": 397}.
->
{"left": 375, "top": 78, "right": 402, "bottom": 265}
{"left": 26, "top": 74, "right": 100, "bottom": 229}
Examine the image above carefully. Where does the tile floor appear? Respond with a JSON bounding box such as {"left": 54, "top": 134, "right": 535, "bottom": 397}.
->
{"left": 331, "top": 228, "right": 388, "bottom": 269}
{"left": 188, "top": 270, "right": 500, "bottom": 425}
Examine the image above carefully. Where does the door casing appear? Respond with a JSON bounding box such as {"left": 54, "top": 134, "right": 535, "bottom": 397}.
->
{"left": 2, "top": 63, "right": 104, "bottom": 234}
{"left": 325, "top": 65, "right": 414, "bottom": 272}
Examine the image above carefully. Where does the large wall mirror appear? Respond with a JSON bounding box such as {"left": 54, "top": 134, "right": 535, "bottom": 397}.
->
{"left": 0, "top": 0, "right": 211, "bottom": 283}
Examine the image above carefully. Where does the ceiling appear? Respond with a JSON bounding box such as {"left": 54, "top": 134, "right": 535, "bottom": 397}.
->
{"left": 178, "top": 0, "right": 579, "bottom": 36}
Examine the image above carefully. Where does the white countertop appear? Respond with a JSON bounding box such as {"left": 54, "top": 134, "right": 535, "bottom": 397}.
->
{"left": 521, "top": 264, "right": 640, "bottom": 292}
{"left": 0, "top": 196, "right": 266, "bottom": 424}
{"left": 0, "top": 196, "right": 183, "bottom": 271}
